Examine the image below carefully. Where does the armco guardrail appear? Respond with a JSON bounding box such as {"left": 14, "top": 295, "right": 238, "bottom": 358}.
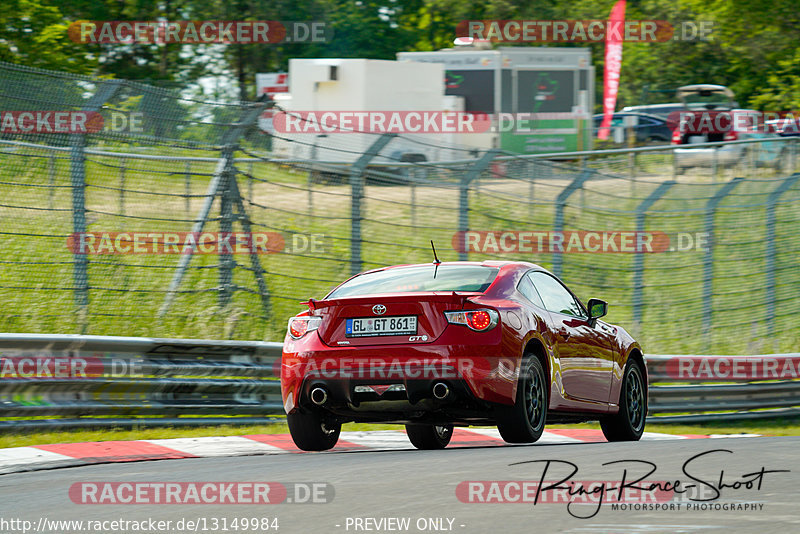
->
{"left": 0, "top": 335, "right": 798, "bottom": 430}
{"left": 647, "top": 353, "right": 800, "bottom": 423}
{"left": 0, "top": 334, "right": 284, "bottom": 431}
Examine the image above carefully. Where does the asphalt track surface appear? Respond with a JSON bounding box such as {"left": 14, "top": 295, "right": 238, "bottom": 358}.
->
{"left": 2, "top": 436, "right": 798, "bottom": 534}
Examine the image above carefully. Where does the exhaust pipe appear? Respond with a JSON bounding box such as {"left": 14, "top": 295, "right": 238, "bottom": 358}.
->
{"left": 432, "top": 382, "right": 450, "bottom": 400}
{"left": 310, "top": 387, "right": 328, "bottom": 406}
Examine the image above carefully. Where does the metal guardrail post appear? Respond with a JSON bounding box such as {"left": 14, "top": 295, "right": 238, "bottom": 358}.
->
{"left": 552, "top": 169, "right": 593, "bottom": 277}
{"left": 159, "top": 102, "right": 269, "bottom": 317}
{"left": 458, "top": 150, "right": 498, "bottom": 261}
{"left": 671, "top": 147, "right": 677, "bottom": 179}
{"left": 118, "top": 157, "right": 126, "bottom": 215}
{"left": 69, "top": 140, "right": 88, "bottom": 325}
{"left": 70, "top": 79, "right": 123, "bottom": 331}
{"left": 229, "top": 166, "right": 272, "bottom": 318}
{"left": 185, "top": 161, "right": 192, "bottom": 214}
{"left": 349, "top": 134, "right": 395, "bottom": 275}
{"left": 160, "top": 156, "right": 229, "bottom": 317}
{"left": 409, "top": 165, "right": 424, "bottom": 228}
{"left": 219, "top": 145, "right": 235, "bottom": 309}
{"left": 48, "top": 155, "right": 55, "bottom": 210}
{"left": 711, "top": 147, "right": 718, "bottom": 182}
{"left": 702, "top": 176, "right": 744, "bottom": 344}
{"left": 633, "top": 181, "right": 675, "bottom": 324}
{"left": 527, "top": 166, "right": 535, "bottom": 220}
{"left": 308, "top": 135, "right": 325, "bottom": 219}
{"left": 247, "top": 161, "right": 254, "bottom": 204}
{"left": 766, "top": 173, "right": 800, "bottom": 339}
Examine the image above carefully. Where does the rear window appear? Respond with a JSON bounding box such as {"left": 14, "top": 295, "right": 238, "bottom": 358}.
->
{"left": 683, "top": 92, "right": 733, "bottom": 111}
{"left": 621, "top": 104, "right": 683, "bottom": 119}
{"left": 327, "top": 265, "right": 499, "bottom": 299}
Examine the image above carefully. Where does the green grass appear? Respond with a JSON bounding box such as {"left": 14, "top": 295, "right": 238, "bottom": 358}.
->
{"left": 2, "top": 418, "right": 798, "bottom": 449}
{"left": 2, "top": 145, "right": 799, "bottom": 435}
{"left": 1, "top": 145, "right": 799, "bottom": 354}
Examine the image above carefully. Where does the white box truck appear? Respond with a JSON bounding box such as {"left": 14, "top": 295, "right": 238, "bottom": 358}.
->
{"left": 270, "top": 58, "right": 470, "bottom": 168}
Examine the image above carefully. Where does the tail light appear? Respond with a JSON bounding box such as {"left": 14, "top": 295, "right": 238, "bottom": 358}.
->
{"left": 445, "top": 309, "right": 499, "bottom": 331}
{"left": 288, "top": 316, "right": 322, "bottom": 339}
{"left": 724, "top": 130, "right": 738, "bottom": 141}
{"left": 671, "top": 129, "right": 682, "bottom": 145}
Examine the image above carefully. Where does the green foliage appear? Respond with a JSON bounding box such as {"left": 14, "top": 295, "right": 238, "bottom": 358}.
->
{"left": 0, "top": 0, "right": 96, "bottom": 73}
{"left": 1, "top": 0, "right": 797, "bottom": 108}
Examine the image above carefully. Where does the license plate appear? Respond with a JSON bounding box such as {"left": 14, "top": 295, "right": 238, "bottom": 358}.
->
{"left": 346, "top": 316, "right": 417, "bottom": 337}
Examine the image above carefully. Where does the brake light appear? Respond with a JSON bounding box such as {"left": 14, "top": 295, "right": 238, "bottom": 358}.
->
{"left": 724, "top": 130, "right": 738, "bottom": 141}
{"left": 445, "top": 309, "right": 499, "bottom": 331}
{"left": 671, "top": 128, "right": 682, "bottom": 145}
{"left": 288, "top": 316, "right": 322, "bottom": 339}
{"left": 467, "top": 310, "right": 492, "bottom": 330}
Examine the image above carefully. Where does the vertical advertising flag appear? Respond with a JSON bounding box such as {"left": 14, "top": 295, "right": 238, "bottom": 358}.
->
{"left": 597, "top": 0, "right": 626, "bottom": 140}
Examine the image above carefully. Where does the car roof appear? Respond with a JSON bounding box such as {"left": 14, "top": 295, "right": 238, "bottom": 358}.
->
{"left": 622, "top": 103, "right": 683, "bottom": 110}
{"left": 353, "top": 260, "right": 548, "bottom": 280}
{"left": 593, "top": 112, "right": 666, "bottom": 121}
{"left": 765, "top": 117, "right": 800, "bottom": 123}
{"left": 677, "top": 84, "right": 735, "bottom": 98}
{"left": 376, "top": 260, "right": 542, "bottom": 271}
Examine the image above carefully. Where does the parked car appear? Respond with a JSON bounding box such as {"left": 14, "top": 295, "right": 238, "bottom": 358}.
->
{"left": 368, "top": 150, "right": 429, "bottom": 185}
{"left": 766, "top": 117, "right": 800, "bottom": 137}
{"left": 622, "top": 100, "right": 740, "bottom": 120}
{"left": 670, "top": 85, "right": 785, "bottom": 171}
{"left": 281, "top": 260, "right": 646, "bottom": 450}
{"left": 593, "top": 112, "right": 673, "bottom": 144}
{"left": 620, "top": 103, "right": 686, "bottom": 120}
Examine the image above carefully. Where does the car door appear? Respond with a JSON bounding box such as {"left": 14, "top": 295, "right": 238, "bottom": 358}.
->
{"left": 527, "top": 271, "right": 615, "bottom": 404}
{"left": 637, "top": 115, "right": 670, "bottom": 143}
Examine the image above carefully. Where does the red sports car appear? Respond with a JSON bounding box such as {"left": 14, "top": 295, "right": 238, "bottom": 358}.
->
{"left": 281, "top": 260, "right": 646, "bottom": 450}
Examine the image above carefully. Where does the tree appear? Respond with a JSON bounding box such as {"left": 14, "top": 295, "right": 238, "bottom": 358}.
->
{"left": 0, "top": 0, "right": 96, "bottom": 73}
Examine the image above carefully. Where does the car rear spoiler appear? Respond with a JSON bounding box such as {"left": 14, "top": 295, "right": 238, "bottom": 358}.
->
{"left": 302, "top": 292, "right": 479, "bottom": 311}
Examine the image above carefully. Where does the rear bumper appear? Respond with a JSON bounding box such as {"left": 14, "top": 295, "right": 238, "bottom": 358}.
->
{"left": 294, "top": 375, "right": 484, "bottom": 422}
{"left": 281, "top": 327, "right": 518, "bottom": 416}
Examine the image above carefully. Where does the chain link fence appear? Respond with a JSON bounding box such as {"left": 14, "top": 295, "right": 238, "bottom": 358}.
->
{"left": 1, "top": 61, "right": 799, "bottom": 354}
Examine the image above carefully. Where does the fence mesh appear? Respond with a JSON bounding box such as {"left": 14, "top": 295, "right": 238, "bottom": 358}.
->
{"left": 1, "top": 61, "right": 799, "bottom": 353}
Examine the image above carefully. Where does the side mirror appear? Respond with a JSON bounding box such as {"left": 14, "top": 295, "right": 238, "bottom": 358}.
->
{"left": 587, "top": 298, "right": 608, "bottom": 327}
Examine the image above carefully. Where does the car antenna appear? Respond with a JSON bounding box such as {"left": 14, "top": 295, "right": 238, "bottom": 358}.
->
{"left": 431, "top": 240, "right": 441, "bottom": 279}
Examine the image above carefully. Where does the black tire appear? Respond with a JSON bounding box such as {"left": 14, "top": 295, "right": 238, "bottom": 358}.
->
{"left": 646, "top": 136, "right": 668, "bottom": 146}
{"left": 287, "top": 410, "right": 341, "bottom": 451}
{"left": 405, "top": 424, "right": 453, "bottom": 450}
{"left": 496, "top": 356, "right": 548, "bottom": 443}
{"left": 600, "top": 359, "right": 647, "bottom": 442}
